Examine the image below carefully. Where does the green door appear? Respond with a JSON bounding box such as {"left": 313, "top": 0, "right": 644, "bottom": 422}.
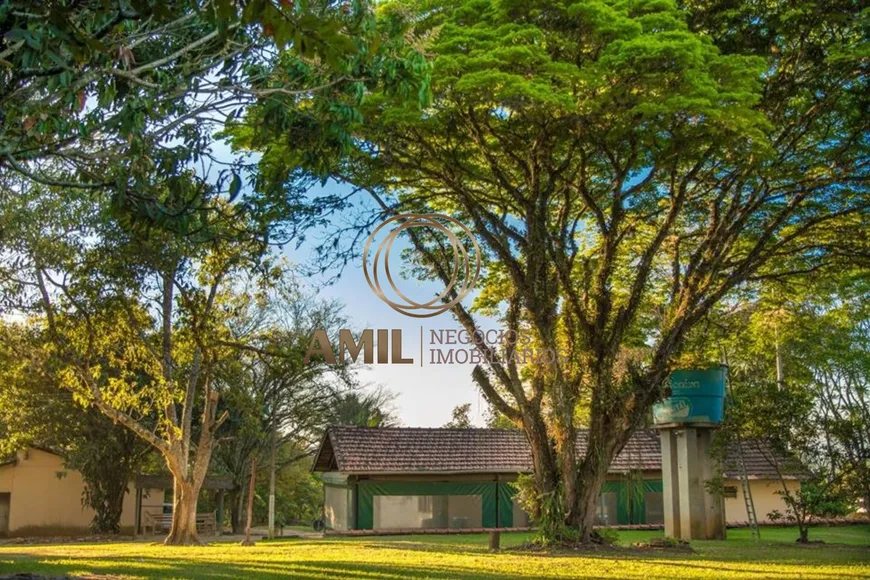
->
{"left": 601, "top": 480, "right": 663, "bottom": 525}
{"left": 0, "top": 493, "right": 10, "bottom": 535}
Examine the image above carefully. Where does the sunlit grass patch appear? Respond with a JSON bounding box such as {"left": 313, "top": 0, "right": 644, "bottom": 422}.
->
{"left": 0, "top": 526, "right": 867, "bottom": 580}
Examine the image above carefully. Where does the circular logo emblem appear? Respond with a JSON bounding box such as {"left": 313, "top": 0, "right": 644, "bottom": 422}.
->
{"left": 362, "top": 213, "right": 481, "bottom": 318}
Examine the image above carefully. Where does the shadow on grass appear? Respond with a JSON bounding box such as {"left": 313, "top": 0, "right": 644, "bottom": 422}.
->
{"left": 0, "top": 535, "right": 868, "bottom": 580}
{"left": 2, "top": 552, "right": 868, "bottom": 580}
{"left": 0, "top": 553, "right": 602, "bottom": 580}
{"left": 263, "top": 535, "right": 870, "bottom": 565}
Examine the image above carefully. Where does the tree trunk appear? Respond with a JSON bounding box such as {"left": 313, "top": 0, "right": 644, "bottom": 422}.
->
{"left": 797, "top": 525, "right": 809, "bottom": 543}
{"left": 242, "top": 456, "right": 257, "bottom": 546}
{"left": 571, "top": 368, "right": 646, "bottom": 543}
{"left": 105, "top": 482, "right": 127, "bottom": 534}
{"left": 555, "top": 421, "right": 578, "bottom": 528}
{"left": 522, "top": 412, "right": 559, "bottom": 522}
{"left": 575, "top": 458, "right": 609, "bottom": 543}
{"left": 229, "top": 488, "right": 243, "bottom": 534}
{"left": 165, "top": 478, "right": 203, "bottom": 545}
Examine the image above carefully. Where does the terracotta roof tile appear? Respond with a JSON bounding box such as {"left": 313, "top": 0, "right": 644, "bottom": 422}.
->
{"left": 722, "top": 439, "right": 807, "bottom": 480}
{"left": 322, "top": 427, "right": 531, "bottom": 474}
{"left": 313, "top": 426, "right": 800, "bottom": 479}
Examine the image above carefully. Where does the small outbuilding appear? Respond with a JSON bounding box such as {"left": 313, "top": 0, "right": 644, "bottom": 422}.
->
{"left": 0, "top": 447, "right": 163, "bottom": 536}
{"left": 0, "top": 447, "right": 233, "bottom": 537}
{"left": 312, "top": 426, "right": 801, "bottom": 532}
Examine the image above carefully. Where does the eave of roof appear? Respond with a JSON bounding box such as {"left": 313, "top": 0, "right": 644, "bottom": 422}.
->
{"left": 356, "top": 470, "right": 529, "bottom": 476}
{"left": 311, "top": 431, "right": 338, "bottom": 473}
{"left": 0, "top": 445, "right": 64, "bottom": 467}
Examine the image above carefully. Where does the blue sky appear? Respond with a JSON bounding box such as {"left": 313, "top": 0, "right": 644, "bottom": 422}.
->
{"left": 282, "top": 180, "right": 492, "bottom": 428}
{"left": 204, "top": 134, "right": 491, "bottom": 427}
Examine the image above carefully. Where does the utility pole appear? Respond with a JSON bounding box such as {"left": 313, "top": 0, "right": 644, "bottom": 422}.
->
{"left": 268, "top": 418, "right": 277, "bottom": 539}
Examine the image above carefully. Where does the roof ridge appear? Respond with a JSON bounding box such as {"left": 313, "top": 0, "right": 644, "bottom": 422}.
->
{"left": 329, "top": 425, "right": 525, "bottom": 432}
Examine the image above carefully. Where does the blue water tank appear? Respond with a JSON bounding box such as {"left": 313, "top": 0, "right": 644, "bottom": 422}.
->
{"left": 652, "top": 367, "right": 727, "bottom": 425}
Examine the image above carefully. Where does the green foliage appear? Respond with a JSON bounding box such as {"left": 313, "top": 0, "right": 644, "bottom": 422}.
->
{"left": 226, "top": 1, "right": 432, "bottom": 198}
{"left": 595, "top": 527, "right": 621, "bottom": 546}
{"left": 74, "top": 427, "right": 151, "bottom": 534}
{"left": 0, "top": 323, "right": 151, "bottom": 533}
{"left": 535, "top": 484, "right": 579, "bottom": 546}
{"left": 210, "top": 283, "right": 355, "bottom": 532}
{"left": 243, "top": 0, "right": 867, "bottom": 542}
{"left": 331, "top": 388, "right": 400, "bottom": 427}
{"left": 511, "top": 476, "right": 615, "bottom": 546}
{"left": 0, "top": 175, "right": 303, "bottom": 543}
{"left": 485, "top": 407, "right": 519, "bottom": 429}
{"left": 252, "top": 458, "right": 323, "bottom": 527}
{"left": 724, "top": 379, "right": 815, "bottom": 457}
{"left": 444, "top": 403, "right": 473, "bottom": 428}
{"left": 773, "top": 481, "right": 852, "bottom": 525}
{"left": 717, "top": 363, "right": 859, "bottom": 541}
{"left": 2, "top": 0, "right": 865, "bottom": 548}
{"left": 509, "top": 473, "right": 540, "bottom": 523}
{"left": 1, "top": 0, "right": 429, "bottom": 236}
{"left": 694, "top": 268, "right": 870, "bottom": 529}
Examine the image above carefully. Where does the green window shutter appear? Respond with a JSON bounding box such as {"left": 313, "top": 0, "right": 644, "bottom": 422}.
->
{"left": 497, "top": 483, "right": 514, "bottom": 527}
{"left": 611, "top": 479, "right": 664, "bottom": 525}
{"left": 358, "top": 483, "right": 374, "bottom": 530}
{"left": 643, "top": 480, "right": 664, "bottom": 492}
{"left": 481, "top": 483, "right": 497, "bottom": 528}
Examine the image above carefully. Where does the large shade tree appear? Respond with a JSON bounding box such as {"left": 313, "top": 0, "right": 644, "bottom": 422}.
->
{"left": 0, "top": 179, "right": 286, "bottom": 545}
{"left": 214, "top": 284, "right": 355, "bottom": 533}
{"left": 0, "top": 0, "right": 429, "bottom": 545}
{"left": 241, "top": 0, "right": 869, "bottom": 541}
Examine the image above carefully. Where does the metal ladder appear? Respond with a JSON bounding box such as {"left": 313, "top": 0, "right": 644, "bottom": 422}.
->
{"left": 735, "top": 435, "right": 761, "bottom": 539}
{"left": 721, "top": 358, "right": 760, "bottom": 540}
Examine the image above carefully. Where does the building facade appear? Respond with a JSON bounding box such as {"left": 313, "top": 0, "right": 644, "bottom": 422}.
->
{"left": 0, "top": 448, "right": 163, "bottom": 536}
{"left": 312, "top": 426, "right": 801, "bottom": 532}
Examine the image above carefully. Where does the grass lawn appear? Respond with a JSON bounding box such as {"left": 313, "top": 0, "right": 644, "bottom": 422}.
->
{"left": 0, "top": 525, "right": 867, "bottom": 580}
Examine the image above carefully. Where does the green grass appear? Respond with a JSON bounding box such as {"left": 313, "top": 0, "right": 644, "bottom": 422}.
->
{"left": 0, "top": 526, "right": 867, "bottom": 579}
{"left": 280, "top": 525, "right": 317, "bottom": 534}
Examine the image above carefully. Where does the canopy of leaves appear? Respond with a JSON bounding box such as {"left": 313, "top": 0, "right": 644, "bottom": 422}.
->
{"left": 1, "top": 0, "right": 429, "bottom": 236}
{"left": 444, "top": 403, "right": 473, "bottom": 428}
{"left": 331, "top": 388, "right": 400, "bottom": 427}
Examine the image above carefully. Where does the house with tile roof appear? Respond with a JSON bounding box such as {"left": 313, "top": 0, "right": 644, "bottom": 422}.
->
{"left": 0, "top": 447, "right": 165, "bottom": 536}
{"left": 0, "top": 448, "right": 234, "bottom": 537}
{"left": 311, "top": 426, "right": 802, "bottom": 532}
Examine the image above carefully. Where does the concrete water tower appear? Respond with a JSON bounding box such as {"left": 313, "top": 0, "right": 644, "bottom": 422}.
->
{"left": 652, "top": 367, "right": 727, "bottom": 540}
